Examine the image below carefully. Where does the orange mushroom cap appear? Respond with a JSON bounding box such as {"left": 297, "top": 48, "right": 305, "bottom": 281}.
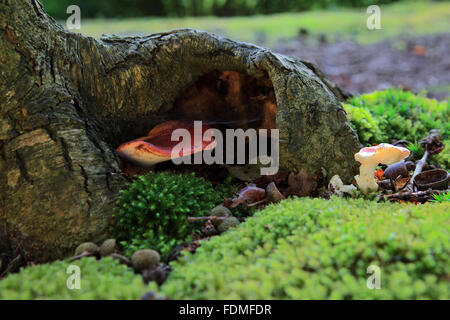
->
{"left": 355, "top": 143, "right": 410, "bottom": 165}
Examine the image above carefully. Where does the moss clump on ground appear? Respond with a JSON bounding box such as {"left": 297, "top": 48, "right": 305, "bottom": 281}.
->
{"left": 111, "top": 171, "right": 224, "bottom": 258}
{"left": 0, "top": 257, "right": 147, "bottom": 299}
{"left": 153, "top": 197, "right": 450, "bottom": 299}
{"left": 344, "top": 89, "right": 449, "bottom": 168}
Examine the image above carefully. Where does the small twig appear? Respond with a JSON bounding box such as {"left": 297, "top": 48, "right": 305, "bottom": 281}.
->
{"left": 385, "top": 189, "right": 441, "bottom": 203}
{"left": 389, "top": 177, "right": 396, "bottom": 191}
{"left": 246, "top": 199, "right": 268, "bottom": 207}
{"left": 404, "top": 130, "right": 443, "bottom": 192}
{"left": 410, "top": 149, "right": 430, "bottom": 191}
{"left": 69, "top": 251, "right": 95, "bottom": 262}
{"left": 0, "top": 254, "right": 22, "bottom": 278}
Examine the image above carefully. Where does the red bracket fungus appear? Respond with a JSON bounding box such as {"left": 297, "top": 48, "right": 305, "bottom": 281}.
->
{"left": 116, "top": 120, "right": 216, "bottom": 166}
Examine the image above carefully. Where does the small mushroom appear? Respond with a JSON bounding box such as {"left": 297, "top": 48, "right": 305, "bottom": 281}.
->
{"left": 354, "top": 144, "right": 410, "bottom": 193}
{"left": 328, "top": 175, "right": 357, "bottom": 196}
{"left": 116, "top": 120, "right": 216, "bottom": 166}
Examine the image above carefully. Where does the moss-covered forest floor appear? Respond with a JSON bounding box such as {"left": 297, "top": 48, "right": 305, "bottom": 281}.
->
{"left": 0, "top": 0, "right": 448, "bottom": 300}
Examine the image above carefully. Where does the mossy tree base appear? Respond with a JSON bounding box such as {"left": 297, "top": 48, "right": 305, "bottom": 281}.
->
{"left": 0, "top": 0, "right": 360, "bottom": 262}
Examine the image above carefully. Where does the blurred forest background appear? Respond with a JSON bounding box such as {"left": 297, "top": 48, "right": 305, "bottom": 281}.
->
{"left": 41, "top": 0, "right": 408, "bottom": 18}
{"left": 39, "top": 0, "right": 450, "bottom": 99}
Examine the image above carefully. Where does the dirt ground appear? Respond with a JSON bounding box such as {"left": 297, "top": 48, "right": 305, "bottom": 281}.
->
{"left": 276, "top": 33, "right": 450, "bottom": 100}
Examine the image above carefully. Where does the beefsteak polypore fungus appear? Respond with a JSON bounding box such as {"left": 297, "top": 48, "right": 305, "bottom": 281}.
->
{"left": 354, "top": 143, "right": 410, "bottom": 193}
{"left": 116, "top": 120, "right": 216, "bottom": 166}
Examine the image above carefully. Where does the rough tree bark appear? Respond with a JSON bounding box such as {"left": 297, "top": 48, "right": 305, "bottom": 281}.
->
{"left": 0, "top": 0, "right": 360, "bottom": 262}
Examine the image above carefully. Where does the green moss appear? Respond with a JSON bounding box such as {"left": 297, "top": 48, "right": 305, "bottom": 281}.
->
{"left": 111, "top": 171, "right": 224, "bottom": 258}
{"left": 0, "top": 257, "right": 147, "bottom": 300}
{"left": 345, "top": 89, "right": 449, "bottom": 168}
{"left": 343, "top": 103, "right": 387, "bottom": 143}
{"left": 430, "top": 191, "right": 450, "bottom": 204}
{"left": 434, "top": 139, "right": 450, "bottom": 169}
{"left": 406, "top": 141, "right": 426, "bottom": 160}
{"left": 154, "top": 197, "right": 450, "bottom": 299}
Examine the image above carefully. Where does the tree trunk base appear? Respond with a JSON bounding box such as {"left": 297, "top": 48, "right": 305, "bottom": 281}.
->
{"left": 0, "top": 1, "right": 360, "bottom": 262}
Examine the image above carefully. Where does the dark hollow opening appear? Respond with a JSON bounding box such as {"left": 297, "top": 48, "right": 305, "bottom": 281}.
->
{"left": 171, "top": 70, "right": 277, "bottom": 131}
{"left": 115, "top": 70, "right": 278, "bottom": 181}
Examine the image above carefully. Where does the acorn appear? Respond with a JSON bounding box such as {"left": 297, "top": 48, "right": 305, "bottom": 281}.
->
{"left": 100, "top": 239, "right": 116, "bottom": 257}
{"left": 132, "top": 249, "right": 160, "bottom": 272}
{"left": 217, "top": 216, "right": 240, "bottom": 233}
{"left": 74, "top": 242, "right": 98, "bottom": 256}
{"left": 210, "top": 205, "right": 231, "bottom": 227}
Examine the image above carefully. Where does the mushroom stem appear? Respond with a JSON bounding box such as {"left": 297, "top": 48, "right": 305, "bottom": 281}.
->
{"left": 355, "top": 162, "right": 379, "bottom": 194}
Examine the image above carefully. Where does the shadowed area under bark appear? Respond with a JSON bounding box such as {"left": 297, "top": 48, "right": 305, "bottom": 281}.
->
{"left": 0, "top": 0, "right": 360, "bottom": 262}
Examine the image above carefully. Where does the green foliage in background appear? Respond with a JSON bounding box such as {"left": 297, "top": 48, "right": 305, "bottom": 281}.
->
{"left": 0, "top": 257, "right": 147, "bottom": 299}
{"left": 406, "top": 141, "right": 425, "bottom": 160}
{"left": 435, "top": 139, "right": 450, "bottom": 169}
{"left": 40, "top": 0, "right": 405, "bottom": 19}
{"left": 57, "top": 1, "right": 450, "bottom": 46}
{"left": 111, "top": 172, "right": 224, "bottom": 258}
{"left": 152, "top": 197, "right": 450, "bottom": 299}
{"left": 343, "top": 103, "right": 386, "bottom": 144}
{"left": 344, "top": 89, "right": 450, "bottom": 168}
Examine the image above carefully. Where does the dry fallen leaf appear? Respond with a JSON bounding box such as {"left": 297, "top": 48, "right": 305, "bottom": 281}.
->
{"left": 374, "top": 169, "right": 385, "bottom": 181}
{"left": 285, "top": 168, "right": 318, "bottom": 197}
{"left": 393, "top": 176, "right": 411, "bottom": 191}
{"left": 230, "top": 184, "right": 266, "bottom": 208}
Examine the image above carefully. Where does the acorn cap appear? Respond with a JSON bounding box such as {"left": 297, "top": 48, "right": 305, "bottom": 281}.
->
{"left": 218, "top": 216, "right": 240, "bottom": 233}
{"left": 100, "top": 239, "right": 116, "bottom": 257}
{"left": 131, "top": 249, "right": 161, "bottom": 272}
{"left": 74, "top": 242, "right": 98, "bottom": 256}
{"left": 210, "top": 205, "right": 232, "bottom": 227}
